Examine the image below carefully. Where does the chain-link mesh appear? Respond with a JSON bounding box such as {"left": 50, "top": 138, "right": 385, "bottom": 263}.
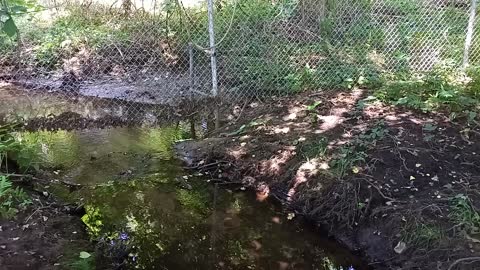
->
{"left": 0, "top": 0, "right": 478, "bottom": 128}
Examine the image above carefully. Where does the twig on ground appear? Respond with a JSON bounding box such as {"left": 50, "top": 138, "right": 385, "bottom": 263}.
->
{"left": 359, "top": 176, "right": 397, "bottom": 202}
{"left": 25, "top": 206, "right": 49, "bottom": 223}
{"left": 447, "top": 257, "right": 480, "bottom": 270}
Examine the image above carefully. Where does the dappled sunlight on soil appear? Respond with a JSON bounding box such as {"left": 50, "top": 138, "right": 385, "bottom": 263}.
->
{"left": 182, "top": 88, "right": 480, "bottom": 269}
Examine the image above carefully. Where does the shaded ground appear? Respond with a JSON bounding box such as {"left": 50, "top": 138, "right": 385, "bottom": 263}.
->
{"left": 0, "top": 184, "right": 92, "bottom": 270}
{"left": 177, "top": 89, "right": 480, "bottom": 269}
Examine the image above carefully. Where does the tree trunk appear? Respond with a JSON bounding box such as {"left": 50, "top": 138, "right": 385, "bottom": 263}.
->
{"left": 299, "top": 0, "right": 327, "bottom": 24}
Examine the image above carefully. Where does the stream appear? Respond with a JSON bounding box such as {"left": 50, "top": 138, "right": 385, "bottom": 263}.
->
{"left": 14, "top": 126, "right": 368, "bottom": 270}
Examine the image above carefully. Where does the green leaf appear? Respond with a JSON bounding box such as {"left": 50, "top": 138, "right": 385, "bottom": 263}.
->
{"left": 11, "top": 5, "right": 28, "bottom": 14}
{"left": 307, "top": 101, "right": 322, "bottom": 111}
{"left": 79, "top": 251, "right": 91, "bottom": 259}
{"left": 2, "top": 18, "right": 18, "bottom": 37}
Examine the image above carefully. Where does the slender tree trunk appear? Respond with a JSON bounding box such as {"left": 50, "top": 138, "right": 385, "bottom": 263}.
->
{"left": 463, "top": 0, "right": 477, "bottom": 68}
{"left": 300, "top": 0, "right": 327, "bottom": 24}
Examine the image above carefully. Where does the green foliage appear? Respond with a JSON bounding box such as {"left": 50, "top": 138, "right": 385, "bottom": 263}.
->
{"left": 331, "top": 121, "right": 387, "bottom": 177}
{"left": 0, "top": 123, "right": 19, "bottom": 169}
{"left": 69, "top": 251, "right": 95, "bottom": 270}
{"left": 0, "top": 0, "right": 41, "bottom": 37}
{"left": 82, "top": 205, "right": 104, "bottom": 237}
{"left": 401, "top": 222, "right": 443, "bottom": 248}
{"left": 375, "top": 63, "right": 480, "bottom": 113}
{"left": 0, "top": 175, "right": 31, "bottom": 218}
{"left": 300, "top": 136, "right": 329, "bottom": 160}
{"left": 450, "top": 194, "right": 480, "bottom": 234}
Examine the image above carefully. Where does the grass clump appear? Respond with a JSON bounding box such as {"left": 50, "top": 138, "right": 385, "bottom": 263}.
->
{"left": 450, "top": 194, "right": 480, "bottom": 234}
{"left": 401, "top": 222, "right": 444, "bottom": 248}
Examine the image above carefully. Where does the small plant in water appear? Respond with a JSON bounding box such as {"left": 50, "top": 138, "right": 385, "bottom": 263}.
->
{"left": 70, "top": 251, "right": 95, "bottom": 270}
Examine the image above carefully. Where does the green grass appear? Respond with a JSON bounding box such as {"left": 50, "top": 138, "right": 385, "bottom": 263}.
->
{"left": 2, "top": 0, "right": 480, "bottom": 98}
{"left": 401, "top": 222, "right": 443, "bottom": 248}
{"left": 374, "top": 63, "right": 480, "bottom": 113}
{"left": 299, "top": 136, "right": 329, "bottom": 160}
{"left": 450, "top": 194, "right": 480, "bottom": 234}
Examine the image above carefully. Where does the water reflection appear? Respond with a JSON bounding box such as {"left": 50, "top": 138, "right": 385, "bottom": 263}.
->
{"left": 0, "top": 83, "right": 178, "bottom": 128}
{"left": 16, "top": 127, "right": 366, "bottom": 270}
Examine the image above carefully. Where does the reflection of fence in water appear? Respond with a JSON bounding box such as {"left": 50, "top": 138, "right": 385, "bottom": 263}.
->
{"left": 0, "top": 0, "right": 479, "bottom": 128}
{"left": 0, "top": 83, "right": 189, "bottom": 127}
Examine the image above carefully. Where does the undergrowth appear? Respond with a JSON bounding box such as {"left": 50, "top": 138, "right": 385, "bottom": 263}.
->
{"left": 331, "top": 121, "right": 388, "bottom": 178}
{"left": 374, "top": 62, "right": 480, "bottom": 115}
{"left": 0, "top": 175, "right": 31, "bottom": 218}
{"left": 3, "top": 0, "right": 473, "bottom": 96}
{"left": 0, "top": 124, "right": 32, "bottom": 218}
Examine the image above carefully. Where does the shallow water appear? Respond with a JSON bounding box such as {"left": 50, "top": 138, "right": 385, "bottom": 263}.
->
{"left": 0, "top": 83, "right": 175, "bottom": 127}
{"left": 17, "top": 127, "right": 368, "bottom": 270}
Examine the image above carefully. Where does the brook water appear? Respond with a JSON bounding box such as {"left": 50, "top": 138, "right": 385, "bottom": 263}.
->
{"left": 2, "top": 84, "right": 367, "bottom": 269}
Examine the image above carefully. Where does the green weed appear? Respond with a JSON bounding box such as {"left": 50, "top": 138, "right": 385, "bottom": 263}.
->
{"left": 450, "top": 194, "right": 480, "bottom": 234}
{"left": 69, "top": 251, "right": 95, "bottom": 270}
{"left": 331, "top": 121, "right": 388, "bottom": 177}
{"left": 299, "top": 136, "right": 329, "bottom": 160}
{"left": 0, "top": 175, "right": 32, "bottom": 218}
{"left": 331, "top": 146, "right": 368, "bottom": 178}
{"left": 401, "top": 222, "right": 443, "bottom": 248}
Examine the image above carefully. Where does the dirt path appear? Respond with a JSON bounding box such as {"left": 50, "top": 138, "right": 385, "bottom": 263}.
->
{"left": 0, "top": 185, "right": 92, "bottom": 270}
{"left": 177, "top": 89, "right": 480, "bottom": 269}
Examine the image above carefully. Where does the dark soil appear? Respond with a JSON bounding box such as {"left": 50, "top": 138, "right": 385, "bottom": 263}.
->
{"left": 177, "top": 89, "right": 480, "bottom": 270}
{"left": 0, "top": 184, "right": 92, "bottom": 270}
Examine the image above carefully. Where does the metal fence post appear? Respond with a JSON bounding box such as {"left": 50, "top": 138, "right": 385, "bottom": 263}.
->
{"left": 206, "top": 0, "right": 220, "bottom": 128}
{"left": 463, "top": 0, "right": 478, "bottom": 68}
{"left": 207, "top": 0, "right": 218, "bottom": 96}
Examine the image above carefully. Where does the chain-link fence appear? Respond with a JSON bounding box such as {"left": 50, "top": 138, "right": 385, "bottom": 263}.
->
{"left": 0, "top": 0, "right": 479, "bottom": 128}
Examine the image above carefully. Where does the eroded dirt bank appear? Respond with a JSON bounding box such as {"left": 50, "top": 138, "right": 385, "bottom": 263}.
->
{"left": 177, "top": 90, "right": 480, "bottom": 269}
{"left": 0, "top": 183, "right": 92, "bottom": 270}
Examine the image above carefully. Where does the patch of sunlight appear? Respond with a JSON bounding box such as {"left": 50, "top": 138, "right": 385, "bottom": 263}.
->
{"left": 82, "top": 205, "right": 103, "bottom": 237}
{"left": 126, "top": 214, "right": 139, "bottom": 232}
{"left": 408, "top": 117, "right": 427, "bottom": 125}
{"left": 385, "top": 115, "right": 398, "bottom": 121}
{"left": 318, "top": 115, "right": 344, "bottom": 131}
{"left": 260, "top": 147, "right": 296, "bottom": 175}
{"left": 319, "top": 162, "right": 330, "bottom": 170}
{"left": 239, "top": 135, "right": 251, "bottom": 141}
{"left": 367, "top": 50, "right": 386, "bottom": 68}
{"left": 273, "top": 126, "right": 291, "bottom": 134}
{"left": 135, "top": 191, "right": 145, "bottom": 203}
{"left": 228, "top": 147, "right": 247, "bottom": 160}
{"left": 282, "top": 106, "right": 303, "bottom": 121}
{"left": 288, "top": 158, "right": 320, "bottom": 200}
